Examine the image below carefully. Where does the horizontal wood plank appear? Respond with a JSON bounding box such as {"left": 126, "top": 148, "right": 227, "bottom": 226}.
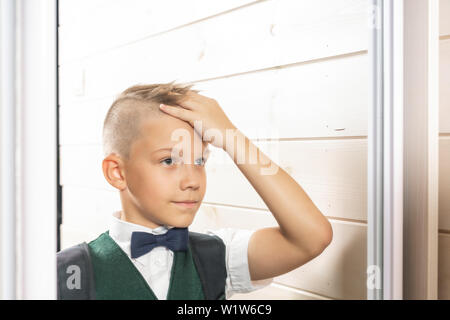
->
{"left": 59, "top": 0, "right": 259, "bottom": 62}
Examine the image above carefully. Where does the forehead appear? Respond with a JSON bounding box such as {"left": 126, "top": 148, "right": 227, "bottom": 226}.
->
{"left": 136, "top": 115, "right": 208, "bottom": 152}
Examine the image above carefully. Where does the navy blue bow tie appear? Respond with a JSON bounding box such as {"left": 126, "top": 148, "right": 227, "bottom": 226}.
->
{"left": 130, "top": 227, "right": 189, "bottom": 259}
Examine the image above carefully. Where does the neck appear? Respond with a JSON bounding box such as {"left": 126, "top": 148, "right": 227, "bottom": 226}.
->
{"left": 119, "top": 209, "right": 164, "bottom": 230}
{"left": 119, "top": 190, "right": 166, "bottom": 229}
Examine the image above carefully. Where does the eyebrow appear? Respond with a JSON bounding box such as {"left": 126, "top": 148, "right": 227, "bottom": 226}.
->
{"left": 152, "top": 146, "right": 211, "bottom": 157}
{"left": 152, "top": 147, "right": 174, "bottom": 154}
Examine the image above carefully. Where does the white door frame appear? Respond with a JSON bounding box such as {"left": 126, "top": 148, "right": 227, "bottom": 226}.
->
{"left": 368, "top": 0, "right": 404, "bottom": 300}
{"left": 0, "top": 0, "right": 57, "bottom": 299}
{"left": 368, "top": 0, "right": 440, "bottom": 300}
{"left": 0, "top": 0, "right": 18, "bottom": 300}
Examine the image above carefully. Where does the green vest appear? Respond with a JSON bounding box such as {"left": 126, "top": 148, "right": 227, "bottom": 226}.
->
{"left": 57, "top": 230, "right": 226, "bottom": 300}
{"left": 88, "top": 231, "right": 205, "bottom": 300}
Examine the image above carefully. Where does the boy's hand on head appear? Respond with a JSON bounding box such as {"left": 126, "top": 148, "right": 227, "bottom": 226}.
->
{"left": 159, "top": 91, "right": 237, "bottom": 150}
{"left": 160, "top": 91, "right": 333, "bottom": 283}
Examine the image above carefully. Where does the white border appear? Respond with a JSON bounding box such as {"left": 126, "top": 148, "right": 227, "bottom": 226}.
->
{"left": 15, "top": 0, "right": 57, "bottom": 299}
{"left": 382, "top": 0, "right": 403, "bottom": 300}
{"left": 0, "top": 0, "right": 18, "bottom": 300}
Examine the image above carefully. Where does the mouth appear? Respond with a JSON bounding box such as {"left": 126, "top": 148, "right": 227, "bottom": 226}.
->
{"left": 172, "top": 201, "right": 198, "bottom": 208}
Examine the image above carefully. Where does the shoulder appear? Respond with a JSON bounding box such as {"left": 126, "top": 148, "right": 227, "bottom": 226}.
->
{"left": 85, "top": 231, "right": 114, "bottom": 256}
{"left": 57, "top": 242, "right": 97, "bottom": 300}
{"left": 202, "top": 228, "right": 255, "bottom": 249}
{"left": 57, "top": 242, "right": 90, "bottom": 264}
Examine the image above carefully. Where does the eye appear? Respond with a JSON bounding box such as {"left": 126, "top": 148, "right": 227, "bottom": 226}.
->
{"left": 161, "top": 157, "right": 176, "bottom": 166}
{"left": 161, "top": 157, "right": 206, "bottom": 166}
{"left": 195, "top": 157, "right": 207, "bottom": 166}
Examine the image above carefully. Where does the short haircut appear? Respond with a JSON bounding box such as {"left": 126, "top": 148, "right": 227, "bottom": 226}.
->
{"left": 102, "top": 81, "right": 199, "bottom": 160}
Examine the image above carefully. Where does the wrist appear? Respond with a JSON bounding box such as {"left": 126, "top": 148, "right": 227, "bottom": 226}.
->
{"left": 223, "top": 127, "right": 248, "bottom": 162}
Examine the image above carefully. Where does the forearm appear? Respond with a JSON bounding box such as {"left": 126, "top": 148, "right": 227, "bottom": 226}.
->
{"left": 224, "top": 128, "right": 333, "bottom": 253}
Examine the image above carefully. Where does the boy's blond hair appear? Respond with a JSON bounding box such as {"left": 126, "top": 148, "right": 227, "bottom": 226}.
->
{"left": 102, "top": 81, "right": 199, "bottom": 160}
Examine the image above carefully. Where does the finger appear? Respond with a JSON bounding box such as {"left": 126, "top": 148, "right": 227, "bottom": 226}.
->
{"left": 159, "top": 103, "right": 195, "bottom": 122}
{"left": 176, "top": 97, "right": 199, "bottom": 110}
{"left": 177, "top": 91, "right": 209, "bottom": 109}
{"left": 166, "top": 93, "right": 194, "bottom": 110}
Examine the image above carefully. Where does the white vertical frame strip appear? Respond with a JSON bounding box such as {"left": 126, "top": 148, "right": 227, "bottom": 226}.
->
{"left": 403, "top": 0, "right": 439, "bottom": 299}
{"left": 368, "top": 0, "right": 404, "bottom": 300}
{"left": 368, "top": 0, "right": 384, "bottom": 301}
{"left": 382, "top": 0, "right": 403, "bottom": 300}
{"left": 16, "top": 0, "right": 57, "bottom": 299}
{"left": 0, "top": 0, "right": 18, "bottom": 300}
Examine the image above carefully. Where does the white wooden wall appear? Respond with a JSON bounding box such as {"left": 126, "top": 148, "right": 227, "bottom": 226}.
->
{"left": 58, "top": 0, "right": 370, "bottom": 300}
{"left": 439, "top": 0, "right": 450, "bottom": 301}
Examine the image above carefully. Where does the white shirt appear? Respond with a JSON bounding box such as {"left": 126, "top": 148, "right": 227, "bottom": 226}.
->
{"left": 109, "top": 210, "right": 273, "bottom": 299}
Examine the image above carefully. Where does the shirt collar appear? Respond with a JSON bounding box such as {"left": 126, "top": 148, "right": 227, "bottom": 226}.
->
{"left": 109, "top": 210, "right": 173, "bottom": 241}
{"left": 109, "top": 210, "right": 174, "bottom": 266}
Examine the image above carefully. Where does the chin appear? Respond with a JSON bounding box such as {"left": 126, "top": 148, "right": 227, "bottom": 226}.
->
{"left": 169, "top": 215, "right": 196, "bottom": 229}
{"left": 173, "top": 218, "right": 195, "bottom": 229}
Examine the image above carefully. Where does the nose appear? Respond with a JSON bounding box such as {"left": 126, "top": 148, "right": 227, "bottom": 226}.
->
{"left": 178, "top": 164, "right": 202, "bottom": 191}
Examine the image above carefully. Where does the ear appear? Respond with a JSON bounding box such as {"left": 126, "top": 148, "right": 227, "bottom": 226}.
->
{"left": 102, "top": 153, "right": 127, "bottom": 191}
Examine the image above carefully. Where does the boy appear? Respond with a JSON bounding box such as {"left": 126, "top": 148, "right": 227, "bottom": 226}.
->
{"left": 57, "top": 82, "right": 333, "bottom": 300}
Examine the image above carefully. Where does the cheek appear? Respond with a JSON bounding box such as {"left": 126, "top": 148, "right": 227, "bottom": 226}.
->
{"left": 142, "top": 170, "right": 175, "bottom": 197}
{"left": 199, "top": 171, "right": 207, "bottom": 194}
{"left": 149, "top": 173, "right": 173, "bottom": 191}
{"left": 127, "top": 164, "right": 170, "bottom": 199}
